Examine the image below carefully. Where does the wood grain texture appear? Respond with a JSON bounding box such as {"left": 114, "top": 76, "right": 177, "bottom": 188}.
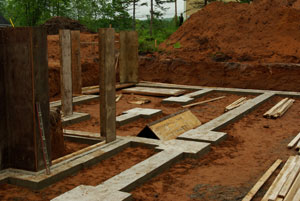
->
{"left": 119, "top": 31, "right": 139, "bottom": 84}
{"left": 99, "top": 28, "right": 116, "bottom": 143}
{"left": 60, "top": 30, "right": 73, "bottom": 116}
{"left": 71, "top": 31, "right": 82, "bottom": 95}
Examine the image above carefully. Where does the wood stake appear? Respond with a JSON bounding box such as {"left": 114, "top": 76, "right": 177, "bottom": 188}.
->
{"left": 263, "top": 98, "right": 289, "bottom": 118}
{"left": 183, "top": 96, "right": 226, "bottom": 108}
{"left": 242, "top": 159, "right": 282, "bottom": 201}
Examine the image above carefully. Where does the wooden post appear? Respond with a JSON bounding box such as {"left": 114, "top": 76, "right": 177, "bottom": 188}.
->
{"left": 119, "top": 31, "right": 139, "bottom": 84}
{"left": 99, "top": 28, "right": 116, "bottom": 143}
{"left": 71, "top": 31, "right": 82, "bottom": 95}
{"left": 59, "top": 30, "right": 73, "bottom": 117}
{"left": 0, "top": 27, "right": 50, "bottom": 171}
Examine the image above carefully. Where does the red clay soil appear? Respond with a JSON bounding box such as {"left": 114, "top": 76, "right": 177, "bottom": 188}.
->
{"left": 131, "top": 96, "right": 300, "bottom": 201}
{"left": 65, "top": 92, "right": 255, "bottom": 137}
{"left": 0, "top": 146, "right": 156, "bottom": 201}
{"left": 160, "top": 0, "right": 300, "bottom": 64}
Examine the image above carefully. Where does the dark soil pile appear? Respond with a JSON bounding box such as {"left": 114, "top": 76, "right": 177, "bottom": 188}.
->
{"left": 160, "top": 0, "right": 300, "bottom": 63}
{"left": 41, "top": 16, "right": 92, "bottom": 35}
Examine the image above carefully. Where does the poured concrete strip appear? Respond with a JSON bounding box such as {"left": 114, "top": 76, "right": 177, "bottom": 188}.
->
{"left": 162, "top": 96, "right": 194, "bottom": 105}
{"left": 178, "top": 130, "right": 227, "bottom": 145}
{"left": 185, "top": 89, "right": 214, "bottom": 98}
{"left": 52, "top": 185, "right": 132, "bottom": 201}
{"left": 0, "top": 138, "right": 130, "bottom": 190}
{"left": 52, "top": 139, "right": 210, "bottom": 201}
{"left": 50, "top": 95, "right": 99, "bottom": 108}
{"left": 162, "top": 89, "right": 213, "bottom": 105}
{"left": 62, "top": 112, "right": 91, "bottom": 126}
{"left": 179, "top": 93, "right": 275, "bottom": 143}
{"left": 137, "top": 82, "right": 300, "bottom": 97}
{"left": 117, "top": 108, "right": 162, "bottom": 126}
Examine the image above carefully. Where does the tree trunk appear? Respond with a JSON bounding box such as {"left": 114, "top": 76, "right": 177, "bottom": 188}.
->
{"left": 204, "top": 0, "right": 208, "bottom": 6}
{"left": 150, "top": 0, "right": 153, "bottom": 36}
{"left": 133, "top": 0, "right": 136, "bottom": 30}
{"left": 175, "top": 0, "right": 177, "bottom": 26}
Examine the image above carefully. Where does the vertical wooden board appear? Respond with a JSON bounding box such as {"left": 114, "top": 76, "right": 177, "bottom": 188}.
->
{"left": 120, "top": 31, "right": 139, "bottom": 84}
{"left": 0, "top": 28, "right": 8, "bottom": 170}
{"left": 71, "top": 31, "right": 82, "bottom": 94}
{"left": 99, "top": 28, "right": 116, "bottom": 142}
{"left": 59, "top": 30, "right": 73, "bottom": 116}
{"left": 32, "top": 27, "right": 51, "bottom": 171}
{"left": 2, "top": 28, "right": 36, "bottom": 171}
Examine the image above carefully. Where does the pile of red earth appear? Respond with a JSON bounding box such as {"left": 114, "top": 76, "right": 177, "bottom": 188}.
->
{"left": 159, "top": 0, "right": 300, "bottom": 63}
{"left": 41, "top": 16, "right": 92, "bottom": 35}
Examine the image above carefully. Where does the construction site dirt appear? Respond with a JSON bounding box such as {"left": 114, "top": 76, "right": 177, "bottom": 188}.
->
{"left": 1, "top": 0, "right": 300, "bottom": 200}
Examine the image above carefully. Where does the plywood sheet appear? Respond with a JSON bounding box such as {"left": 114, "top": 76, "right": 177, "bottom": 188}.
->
{"left": 138, "top": 110, "right": 201, "bottom": 141}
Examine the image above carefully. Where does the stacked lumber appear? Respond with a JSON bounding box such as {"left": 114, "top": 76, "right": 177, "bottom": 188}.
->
{"left": 287, "top": 132, "right": 300, "bottom": 154}
{"left": 261, "top": 156, "right": 300, "bottom": 201}
{"left": 225, "top": 97, "right": 248, "bottom": 112}
{"left": 263, "top": 98, "right": 295, "bottom": 119}
{"left": 82, "top": 83, "right": 135, "bottom": 95}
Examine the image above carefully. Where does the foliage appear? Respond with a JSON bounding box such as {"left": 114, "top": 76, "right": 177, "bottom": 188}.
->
{"left": 137, "top": 17, "right": 178, "bottom": 53}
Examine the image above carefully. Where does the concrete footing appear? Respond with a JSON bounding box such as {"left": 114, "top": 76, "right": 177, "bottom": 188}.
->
{"left": 62, "top": 112, "right": 91, "bottom": 126}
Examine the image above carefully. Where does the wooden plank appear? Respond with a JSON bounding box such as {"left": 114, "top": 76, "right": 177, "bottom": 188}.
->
{"left": 295, "top": 140, "right": 300, "bottom": 151}
{"left": 284, "top": 171, "right": 300, "bottom": 201}
{"left": 291, "top": 188, "right": 300, "bottom": 201}
{"left": 225, "top": 97, "right": 247, "bottom": 111}
{"left": 138, "top": 110, "right": 201, "bottom": 141}
{"left": 52, "top": 141, "right": 105, "bottom": 165}
{"left": 275, "top": 198, "right": 283, "bottom": 201}
{"left": 273, "top": 99, "right": 295, "bottom": 118}
{"left": 262, "top": 156, "right": 296, "bottom": 201}
{"left": 59, "top": 30, "right": 73, "bottom": 117}
{"left": 82, "top": 83, "right": 135, "bottom": 95}
{"left": 264, "top": 98, "right": 288, "bottom": 118}
{"left": 99, "top": 28, "right": 116, "bottom": 143}
{"left": 279, "top": 156, "right": 300, "bottom": 198}
{"left": 122, "top": 86, "right": 186, "bottom": 97}
{"left": 287, "top": 132, "right": 300, "bottom": 149}
{"left": 242, "top": 159, "right": 282, "bottom": 201}
{"left": 119, "top": 31, "right": 139, "bottom": 84}
{"left": 71, "top": 31, "right": 82, "bottom": 95}
{"left": 0, "top": 27, "right": 50, "bottom": 171}
{"left": 183, "top": 96, "right": 226, "bottom": 108}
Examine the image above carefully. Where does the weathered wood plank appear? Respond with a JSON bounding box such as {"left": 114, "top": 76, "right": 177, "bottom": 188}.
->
{"left": 99, "top": 28, "right": 116, "bottom": 143}
{"left": 60, "top": 30, "right": 73, "bottom": 116}
{"left": 279, "top": 156, "right": 300, "bottom": 198}
{"left": 287, "top": 133, "right": 300, "bottom": 149}
{"left": 122, "top": 87, "right": 186, "bottom": 97}
{"left": 262, "top": 156, "right": 296, "bottom": 201}
{"left": 183, "top": 96, "right": 226, "bottom": 108}
{"left": 119, "top": 31, "right": 139, "bottom": 84}
{"left": 242, "top": 159, "right": 282, "bottom": 201}
{"left": 283, "top": 171, "right": 300, "bottom": 201}
{"left": 71, "top": 31, "right": 82, "bottom": 95}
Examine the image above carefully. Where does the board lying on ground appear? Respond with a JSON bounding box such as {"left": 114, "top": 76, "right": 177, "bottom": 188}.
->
{"left": 263, "top": 98, "right": 295, "bottom": 119}
{"left": 225, "top": 97, "right": 248, "bottom": 112}
{"left": 138, "top": 109, "right": 201, "bottom": 141}
{"left": 82, "top": 83, "right": 135, "bottom": 95}
{"left": 287, "top": 132, "right": 300, "bottom": 150}
{"left": 122, "top": 86, "right": 186, "bottom": 97}
{"left": 242, "top": 159, "right": 282, "bottom": 201}
{"left": 261, "top": 155, "right": 300, "bottom": 201}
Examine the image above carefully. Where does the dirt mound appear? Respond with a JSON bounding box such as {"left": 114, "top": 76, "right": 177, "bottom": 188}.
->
{"left": 160, "top": 0, "right": 300, "bottom": 63}
{"left": 41, "top": 16, "right": 92, "bottom": 35}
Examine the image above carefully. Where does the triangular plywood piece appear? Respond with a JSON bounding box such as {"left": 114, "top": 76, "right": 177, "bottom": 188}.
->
{"left": 138, "top": 109, "right": 201, "bottom": 141}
